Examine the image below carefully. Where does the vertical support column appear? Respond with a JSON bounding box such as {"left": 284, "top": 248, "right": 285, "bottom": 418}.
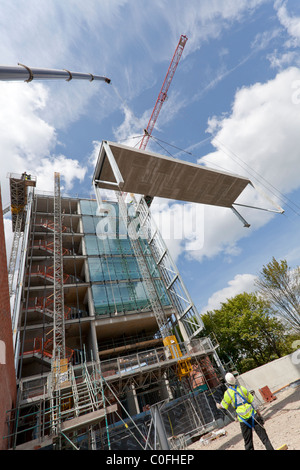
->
{"left": 150, "top": 404, "right": 170, "bottom": 450}
{"left": 12, "top": 192, "right": 33, "bottom": 361}
{"left": 53, "top": 172, "right": 65, "bottom": 360}
{"left": 7, "top": 212, "right": 23, "bottom": 296}
{"left": 126, "top": 382, "right": 140, "bottom": 416}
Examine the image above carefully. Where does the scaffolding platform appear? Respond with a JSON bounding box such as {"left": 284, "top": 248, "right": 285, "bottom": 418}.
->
{"left": 14, "top": 405, "right": 118, "bottom": 450}
{"left": 60, "top": 405, "right": 117, "bottom": 434}
{"left": 8, "top": 172, "right": 36, "bottom": 231}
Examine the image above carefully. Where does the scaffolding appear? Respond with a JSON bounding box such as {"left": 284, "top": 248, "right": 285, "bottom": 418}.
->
{"left": 6, "top": 187, "right": 226, "bottom": 450}
{"left": 7, "top": 173, "right": 36, "bottom": 296}
{"left": 52, "top": 172, "right": 66, "bottom": 361}
{"left": 4, "top": 336, "right": 224, "bottom": 450}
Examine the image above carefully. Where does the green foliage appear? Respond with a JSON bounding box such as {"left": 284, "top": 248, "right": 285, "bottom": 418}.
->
{"left": 256, "top": 257, "right": 300, "bottom": 332}
{"left": 201, "top": 292, "right": 293, "bottom": 373}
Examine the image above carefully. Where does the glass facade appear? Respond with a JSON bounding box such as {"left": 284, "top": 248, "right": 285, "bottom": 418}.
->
{"left": 80, "top": 199, "right": 170, "bottom": 316}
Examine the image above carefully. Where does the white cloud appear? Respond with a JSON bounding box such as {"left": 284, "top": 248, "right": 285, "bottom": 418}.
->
{"left": 205, "top": 67, "right": 300, "bottom": 195}
{"left": 0, "top": 0, "right": 270, "bottom": 142}
{"left": 0, "top": 82, "right": 87, "bottom": 205}
{"left": 155, "top": 0, "right": 269, "bottom": 54}
{"left": 268, "top": 49, "right": 299, "bottom": 69}
{"left": 103, "top": 0, "right": 270, "bottom": 140}
{"left": 0, "top": 83, "right": 55, "bottom": 200}
{"left": 151, "top": 67, "right": 300, "bottom": 263}
{"left": 201, "top": 273, "right": 257, "bottom": 314}
{"left": 194, "top": 67, "right": 300, "bottom": 260}
{"left": 113, "top": 103, "right": 149, "bottom": 145}
{"left": 151, "top": 199, "right": 205, "bottom": 262}
{"left": 275, "top": 0, "right": 300, "bottom": 45}
{"left": 33, "top": 155, "right": 87, "bottom": 194}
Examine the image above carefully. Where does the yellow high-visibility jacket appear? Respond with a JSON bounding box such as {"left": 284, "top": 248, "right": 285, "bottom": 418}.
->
{"left": 221, "top": 385, "right": 256, "bottom": 422}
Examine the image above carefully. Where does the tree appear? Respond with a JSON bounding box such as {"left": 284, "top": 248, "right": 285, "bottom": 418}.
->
{"left": 255, "top": 257, "right": 300, "bottom": 332}
{"left": 201, "top": 292, "right": 291, "bottom": 373}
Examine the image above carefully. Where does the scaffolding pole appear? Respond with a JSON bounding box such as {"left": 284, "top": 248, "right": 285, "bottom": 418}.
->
{"left": 7, "top": 211, "right": 23, "bottom": 296}
{"left": 53, "top": 172, "right": 65, "bottom": 360}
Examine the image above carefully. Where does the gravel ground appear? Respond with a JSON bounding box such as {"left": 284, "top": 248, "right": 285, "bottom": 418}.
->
{"left": 187, "top": 382, "right": 300, "bottom": 451}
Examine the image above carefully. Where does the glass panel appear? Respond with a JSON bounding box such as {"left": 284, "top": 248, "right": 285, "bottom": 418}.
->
{"left": 119, "top": 238, "right": 133, "bottom": 255}
{"left": 89, "top": 200, "right": 98, "bottom": 215}
{"left": 113, "top": 258, "right": 127, "bottom": 281}
{"left": 125, "top": 257, "right": 140, "bottom": 279}
{"left": 101, "top": 258, "right": 117, "bottom": 282}
{"left": 80, "top": 199, "right": 99, "bottom": 216}
{"left": 82, "top": 200, "right": 172, "bottom": 316}
{"left": 134, "top": 281, "right": 150, "bottom": 309}
{"left": 80, "top": 200, "right": 92, "bottom": 215}
{"left": 119, "top": 282, "right": 137, "bottom": 311}
{"left": 88, "top": 258, "right": 104, "bottom": 282}
{"left": 85, "top": 236, "right": 99, "bottom": 255}
{"left": 92, "top": 284, "right": 110, "bottom": 315}
{"left": 107, "top": 238, "right": 121, "bottom": 255}
{"left": 82, "top": 215, "right": 96, "bottom": 233}
{"left": 155, "top": 279, "right": 171, "bottom": 306}
{"left": 97, "top": 238, "right": 111, "bottom": 256}
{"left": 110, "top": 284, "right": 122, "bottom": 311}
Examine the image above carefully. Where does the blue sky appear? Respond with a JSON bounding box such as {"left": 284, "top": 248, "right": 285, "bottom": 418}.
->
{"left": 2, "top": 0, "right": 300, "bottom": 316}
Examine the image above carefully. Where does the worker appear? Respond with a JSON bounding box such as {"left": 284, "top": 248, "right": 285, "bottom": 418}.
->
{"left": 216, "top": 373, "right": 274, "bottom": 450}
{"left": 21, "top": 172, "right": 31, "bottom": 180}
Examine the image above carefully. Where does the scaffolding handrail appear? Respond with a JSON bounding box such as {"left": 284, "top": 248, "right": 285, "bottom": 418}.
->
{"left": 31, "top": 239, "right": 71, "bottom": 256}
{"left": 34, "top": 219, "right": 70, "bottom": 233}
{"left": 99, "top": 337, "right": 215, "bottom": 380}
{"left": 28, "top": 264, "right": 83, "bottom": 284}
{"left": 27, "top": 296, "right": 72, "bottom": 319}
{"left": 21, "top": 337, "right": 74, "bottom": 362}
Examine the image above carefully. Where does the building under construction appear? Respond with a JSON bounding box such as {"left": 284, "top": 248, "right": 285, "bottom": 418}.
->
{"left": 2, "top": 140, "right": 252, "bottom": 450}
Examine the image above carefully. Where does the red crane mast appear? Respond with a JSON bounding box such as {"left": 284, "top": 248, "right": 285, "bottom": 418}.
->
{"left": 139, "top": 34, "right": 188, "bottom": 151}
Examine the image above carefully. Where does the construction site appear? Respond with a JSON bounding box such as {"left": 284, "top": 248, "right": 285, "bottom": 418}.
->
{"left": 3, "top": 156, "right": 231, "bottom": 451}
{"left": 1, "top": 34, "right": 299, "bottom": 452}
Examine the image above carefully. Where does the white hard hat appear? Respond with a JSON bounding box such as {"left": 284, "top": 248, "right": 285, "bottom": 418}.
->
{"left": 225, "top": 373, "right": 236, "bottom": 385}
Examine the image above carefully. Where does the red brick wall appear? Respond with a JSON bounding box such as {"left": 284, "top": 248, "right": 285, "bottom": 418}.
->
{"left": 0, "top": 186, "right": 16, "bottom": 450}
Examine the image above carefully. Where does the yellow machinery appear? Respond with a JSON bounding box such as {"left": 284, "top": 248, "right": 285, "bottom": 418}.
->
{"left": 8, "top": 172, "right": 36, "bottom": 231}
{"left": 163, "top": 335, "right": 193, "bottom": 381}
{"left": 7, "top": 173, "right": 37, "bottom": 296}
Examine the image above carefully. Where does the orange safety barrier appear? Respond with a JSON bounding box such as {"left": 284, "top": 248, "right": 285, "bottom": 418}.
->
{"left": 28, "top": 265, "right": 71, "bottom": 284}
{"left": 22, "top": 337, "right": 74, "bottom": 362}
{"left": 27, "top": 296, "right": 72, "bottom": 319}
{"left": 31, "top": 240, "right": 70, "bottom": 256}
{"left": 35, "top": 219, "right": 69, "bottom": 233}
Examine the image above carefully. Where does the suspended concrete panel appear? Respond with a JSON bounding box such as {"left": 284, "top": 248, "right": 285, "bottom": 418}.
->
{"left": 93, "top": 141, "right": 251, "bottom": 208}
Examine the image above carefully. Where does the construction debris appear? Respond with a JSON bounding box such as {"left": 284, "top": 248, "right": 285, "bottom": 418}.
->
{"left": 198, "top": 429, "right": 227, "bottom": 446}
